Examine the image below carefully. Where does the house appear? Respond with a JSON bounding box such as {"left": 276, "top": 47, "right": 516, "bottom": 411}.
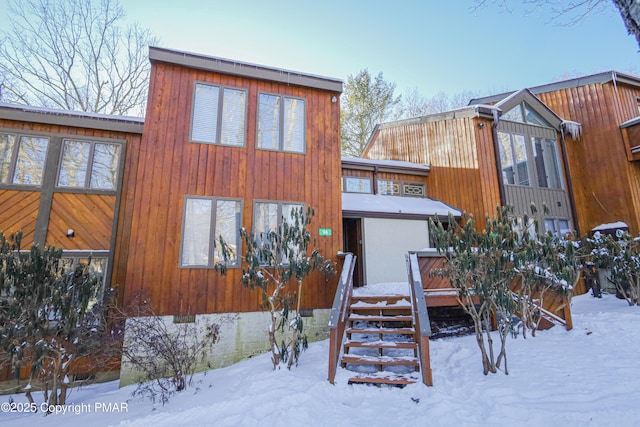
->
{"left": 116, "top": 47, "right": 344, "bottom": 381}
{"left": 341, "top": 157, "right": 460, "bottom": 286}
{"left": 363, "top": 97, "right": 579, "bottom": 235}
{"left": 470, "top": 71, "right": 640, "bottom": 235}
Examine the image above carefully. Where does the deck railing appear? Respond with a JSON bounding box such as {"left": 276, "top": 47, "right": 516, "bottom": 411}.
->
{"left": 406, "top": 253, "right": 433, "bottom": 386}
{"left": 327, "top": 252, "right": 356, "bottom": 384}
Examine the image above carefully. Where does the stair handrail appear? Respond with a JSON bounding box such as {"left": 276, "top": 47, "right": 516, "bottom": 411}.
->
{"left": 327, "top": 252, "right": 356, "bottom": 384}
{"left": 407, "top": 252, "right": 433, "bottom": 386}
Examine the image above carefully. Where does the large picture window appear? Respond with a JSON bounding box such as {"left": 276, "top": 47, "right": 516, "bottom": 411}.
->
{"left": 253, "top": 201, "right": 304, "bottom": 264}
{"left": 190, "top": 83, "right": 247, "bottom": 147}
{"left": 0, "top": 133, "right": 49, "bottom": 186}
{"left": 180, "top": 197, "right": 242, "bottom": 268}
{"left": 57, "top": 140, "right": 122, "bottom": 190}
{"left": 257, "top": 93, "right": 305, "bottom": 153}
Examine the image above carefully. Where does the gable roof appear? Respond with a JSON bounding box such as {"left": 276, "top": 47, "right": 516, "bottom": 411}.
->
{"left": 470, "top": 71, "right": 640, "bottom": 105}
{"left": 149, "top": 46, "right": 343, "bottom": 93}
{"left": 494, "top": 88, "right": 563, "bottom": 131}
{"left": 0, "top": 102, "right": 144, "bottom": 134}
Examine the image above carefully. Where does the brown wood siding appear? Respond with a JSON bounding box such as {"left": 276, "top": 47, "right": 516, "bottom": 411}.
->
{"left": 123, "top": 62, "right": 342, "bottom": 316}
{"left": 364, "top": 117, "right": 500, "bottom": 225}
{"left": 537, "top": 82, "right": 640, "bottom": 233}
{"left": 0, "top": 190, "right": 40, "bottom": 246}
{"left": 46, "top": 193, "right": 115, "bottom": 250}
{"left": 0, "top": 117, "right": 143, "bottom": 298}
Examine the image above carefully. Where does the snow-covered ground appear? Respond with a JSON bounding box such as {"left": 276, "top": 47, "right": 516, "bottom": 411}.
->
{"left": 3, "top": 291, "right": 640, "bottom": 427}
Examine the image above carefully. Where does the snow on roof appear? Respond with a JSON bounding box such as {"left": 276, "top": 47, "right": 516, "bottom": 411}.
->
{"left": 341, "top": 156, "right": 430, "bottom": 171}
{"left": 0, "top": 102, "right": 144, "bottom": 123}
{"left": 591, "top": 221, "right": 629, "bottom": 232}
{"left": 342, "top": 193, "right": 461, "bottom": 217}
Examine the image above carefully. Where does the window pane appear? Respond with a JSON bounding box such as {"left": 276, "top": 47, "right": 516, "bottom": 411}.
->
{"left": 90, "top": 143, "right": 120, "bottom": 189}
{"left": 498, "top": 132, "right": 515, "bottom": 185}
{"left": 524, "top": 104, "right": 550, "bottom": 127}
{"left": 13, "top": 136, "right": 48, "bottom": 185}
{"left": 345, "top": 177, "right": 372, "bottom": 193}
{"left": 220, "top": 88, "right": 246, "bottom": 147}
{"left": 544, "top": 219, "right": 556, "bottom": 235}
{"left": 513, "top": 134, "right": 529, "bottom": 186}
{"left": 59, "top": 140, "right": 90, "bottom": 187}
{"left": 191, "top": 83, "right": 220, "bottom": 143}
{"left": 0, "top": 133, "right": 16, "bottom": 184}
{"left": 283, "top": 98, "right": 305, "bottom": 153}
{"left": 558, "top": 219, "right": 571, "bottom": 236}
{"left": 182, "top": 198, "right": 212, "bottom": 266}
{"left": 254, "top": 202, "right": 278, "bottom": 236}
{"left": 378, "top": 179, "right": 400, "bottom": 195}
{"left": 214, "top": 200, "right": 240, "bottom": 265}
{"left": 257, "top": 94, "right": 280, "bottom": 150}
{"left": 533, "top": 138, "right": 562, "bottom": 189}
{"left": 502, "top": 105, "right": 524, "bottom": 122}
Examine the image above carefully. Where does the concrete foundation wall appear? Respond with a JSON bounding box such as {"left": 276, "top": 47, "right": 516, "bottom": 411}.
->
{"left": 119, "top": 309, "right": 331, "bottom": 386}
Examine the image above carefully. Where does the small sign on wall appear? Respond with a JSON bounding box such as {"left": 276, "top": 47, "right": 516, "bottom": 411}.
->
{"left": 318, "top": 228, "right": 332, "bottom": 236}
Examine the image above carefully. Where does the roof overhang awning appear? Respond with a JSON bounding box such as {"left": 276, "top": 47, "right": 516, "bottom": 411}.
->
{"left": 342, "top": 193, "right": 461, "bottom": 221}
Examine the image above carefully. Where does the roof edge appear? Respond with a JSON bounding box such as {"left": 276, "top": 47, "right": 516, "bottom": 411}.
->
{"left": 149, "top": 46, "right": 343, "bottom": 93}
{"left": 0, "top": 103, "right": 144, "bottom": 134}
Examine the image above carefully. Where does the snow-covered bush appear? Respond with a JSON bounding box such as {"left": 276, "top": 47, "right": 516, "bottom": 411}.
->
{"left": 216, "top": 206, "right": 335, "bottom": 369}
{"left": 585, "top": 230, "right": 640, "bottom": 306}
{"left": 0, "top": 231, "right": 109, "bottom": 411}
{"left": 430, "top": 205, "right": 578, "bottom": 375}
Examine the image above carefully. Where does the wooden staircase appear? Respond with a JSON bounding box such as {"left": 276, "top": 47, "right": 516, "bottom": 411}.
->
{"left": 340, "top": 295, "right": 421, "bottom": 386}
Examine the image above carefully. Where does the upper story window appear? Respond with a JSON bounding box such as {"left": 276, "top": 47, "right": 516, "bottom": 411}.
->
{"left": 257, "top": 93, "right": 305, "bottom": 153}
{"left": 498, "top": 132, "right": 529, "bottom": 186}
{"left": 533, "top": 137, "right": 563, "bottom": 189}
{"left": 190, "top": 82, "right": 247, "bottom": 147}
{"left": 343, "top": 177, "right": 372, "bottom": 194}
{"left": 0, "top": 133, "right": 49, "bottom": 186}
{"left": 502, "top": 102, "right": 551, "bottom": 127}
{"left": 57, "top": 140, "right": 122, "bottom": 190}
{"left": 180, "top": 196, "right": 242, "bottom": 268}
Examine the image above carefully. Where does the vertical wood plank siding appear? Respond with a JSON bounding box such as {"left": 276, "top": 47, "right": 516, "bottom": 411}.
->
{"left": 537, "top": 82, "right": 640, "bottom": 233}
{"left": 123, "top": 62, "right": 342, "bottom": 316}
{"left": 364, "top": 117, "right": 500, "bottom": 224}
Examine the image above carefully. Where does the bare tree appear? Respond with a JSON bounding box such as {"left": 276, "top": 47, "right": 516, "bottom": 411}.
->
{"left": 397, "top": 88, "right": 484, "bottom": 119}
{"left": 0, "top": 0, "right": 159, "bottom": 116}
{"left": 475, "top": 1, "right": 640, "bottom": 48}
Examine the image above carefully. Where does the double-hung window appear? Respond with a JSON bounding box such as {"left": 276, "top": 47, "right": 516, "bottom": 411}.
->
{"left": 57, "top": 140, "right": 122, "bottom": 190}
{"left": 257, "top": 93, "right": 305, "bottom": 153}
{"left": 180, "top": 197, "right": 242, "bottom": 268}
{"left": 498, "top": 131, "right": 529, "bottom": 186}
{"left": 0, "top": 133, "right": 49, "bottom": 186}
{"left": 190, "top": 82, "right": 247, "bottom": 147}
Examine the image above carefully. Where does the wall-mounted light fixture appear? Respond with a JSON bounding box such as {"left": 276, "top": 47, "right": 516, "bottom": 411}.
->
{"left": 66, "top": 229, "right": 75, "bottom": 238}
{"left": 331, "top": 96, "right": 337, "bottom": 103}
{"left": 478, "top": 122, "right": 485, "bottom": 128}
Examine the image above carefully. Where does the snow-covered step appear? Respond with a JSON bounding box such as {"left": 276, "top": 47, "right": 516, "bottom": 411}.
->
{"left": 348, "top": 314, "right": 413, "bottom": 323}
{"left": 341, "top": 354, "right": 419, "bottom": 367}
{"left": 346, "top": 327, "right": 415, "bottom": 335}
{"left": 344, "top": 340, "right": 417, "bottom": 350}
{"left": 348, "top": 372, "right": 420, "bottom": 386}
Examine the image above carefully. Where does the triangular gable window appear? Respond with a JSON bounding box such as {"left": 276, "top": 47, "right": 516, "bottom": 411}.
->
{"left": 502, "top": 102, "right": 552, "bottom": 127}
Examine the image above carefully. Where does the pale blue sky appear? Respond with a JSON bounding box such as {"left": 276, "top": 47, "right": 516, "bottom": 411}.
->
{"left": 1, "top": 0, "right": 638, "bottom": 98}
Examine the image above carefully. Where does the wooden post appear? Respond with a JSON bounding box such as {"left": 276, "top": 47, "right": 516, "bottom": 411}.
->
{"left": 420, "top": 336, "right": 433, "bottom": 386}
{"left": 563, "top": 296, "right": 573, "bottom": 331}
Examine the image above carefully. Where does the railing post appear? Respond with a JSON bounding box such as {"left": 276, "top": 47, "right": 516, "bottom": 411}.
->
{"left": 327, "top": 253, "right": 356, "bottom": 384}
